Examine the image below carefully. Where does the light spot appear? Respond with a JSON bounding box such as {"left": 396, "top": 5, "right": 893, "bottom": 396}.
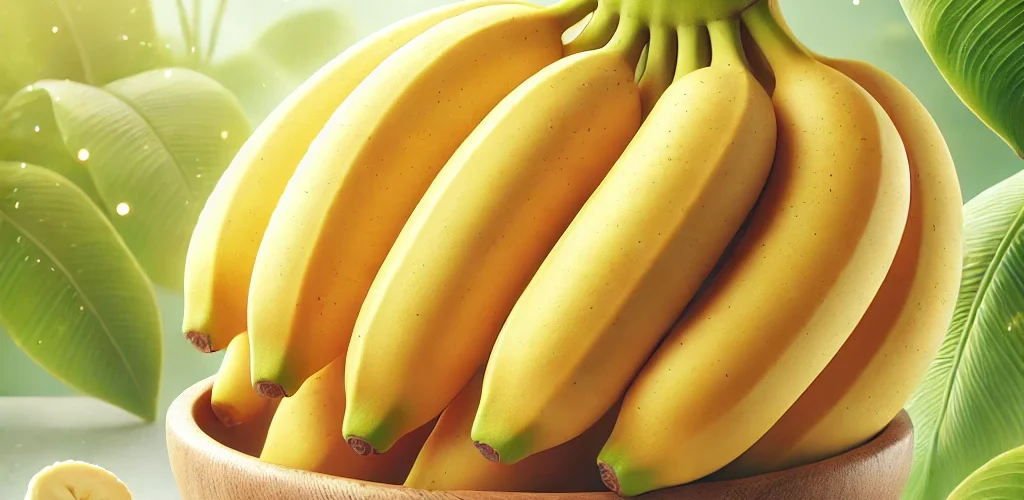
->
{"left": 79, "top": 306, "right": 85, "bottom": 311}
{"left": 220, "top": 130, "right": 229, "bottom": 140}
{"left": 116, "top": 202, "right": 131, "bottom": 216}
{"left": 121, "top": 34, "right": 129, "bottom": 41}
{"left": 130, "top": 7, "right": 137, "bottom": 14}
{"left": 20, "top": 163, "right": 26, "bottom": 169}
{"left": 16, "top": 236, "right": 21, "bottom": 243}
{"left": 77, "top": 148, "right": 90, "bottom": 161}
{"left": 35, "top": 258, "right": 40, "bottom": 263}
{"left": 51, "top": 26, "right": 59, "bottom": 33}
{"left": 164, "top": 69, "right": 173, "bottom": 78}
{"left": 33, "top": 125, "right": 40, "bottom": 133}
{"left": 165, "top": 43, "right": 172, "bottom": 49}
{"left": 26, "top": 85, "right": 34, "bottom": 91}
{"left": 13, "top": 201, "right": 19, "bottom": 209}
{"left": 852, "top": 0, "right": 860, "bottom": 4}
{"left": 195, "top": 173, "right": 202, "bottom": 179}
{"left": 190, "top": 46, "right": 196, "bottom": 53}
{"left": 54, "top": 96, "right": 61, "bottom": 102}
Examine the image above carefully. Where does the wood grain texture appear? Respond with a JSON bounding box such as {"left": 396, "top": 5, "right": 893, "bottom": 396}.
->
{"left": 167, "top": 376, "right": 914, "bottom": 499}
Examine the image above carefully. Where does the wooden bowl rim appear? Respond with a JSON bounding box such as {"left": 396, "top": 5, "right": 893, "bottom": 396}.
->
{"left": 166, "top": 376, "right": 913, "bottom": 498}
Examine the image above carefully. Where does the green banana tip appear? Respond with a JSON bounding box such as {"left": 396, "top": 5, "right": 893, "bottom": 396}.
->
{"left": 474, "top": 441, "right": 500, "bottom": 462}
{"left": 185, "top": 331, "right": 212, "bottom": 353}
{"left": 598, "top": 461, "right": 623, "bottom": 495}
{"left": 346, "top": 436, "right": 380, "bottom": 456}
{"left": 253, "top": 380, "right": 287, "bottom": 399}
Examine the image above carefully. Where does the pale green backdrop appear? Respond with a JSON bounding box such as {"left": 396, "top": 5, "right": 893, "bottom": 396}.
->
{"left": 2, "top": 0, "right": 1019, "bottom": 401}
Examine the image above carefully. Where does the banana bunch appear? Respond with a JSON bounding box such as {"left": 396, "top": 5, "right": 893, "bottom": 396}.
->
{"left": 183, "top": 0, "right": 962, "bottom": 495}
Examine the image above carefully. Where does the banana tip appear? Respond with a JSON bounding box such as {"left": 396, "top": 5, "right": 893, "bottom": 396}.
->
{"left": 598, "top": 462, "right": 622, "bottom": 496}
{"left": 185, "top": 331, "right": 212, "bottom": 353}
{"left": 210, "top": 404, "right": 240, "bottom": 428}
{"left": 254, "top": 381, "right": 286, "bottom": 399}
{"left": 474, "top": 441, "right": 500, "bottom": 463}
{"left": 346, "top": 437, "right": 379, "bottom": 456}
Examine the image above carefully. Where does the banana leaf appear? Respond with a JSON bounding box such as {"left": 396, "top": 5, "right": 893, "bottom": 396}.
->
{"left": 900, "top": 0, "right": 1024, "bottom": 158}
{"left": 0, "top": 68, "right": 250, "bottom": 290}
{"left": 948, "top": 444, "right": 1024, "bottom": 499}
{"left": 903, "top": 168, "right": 1024, "bottom": 499}
{"left": 0, "top": 162, "right": 161, "bottom": 420}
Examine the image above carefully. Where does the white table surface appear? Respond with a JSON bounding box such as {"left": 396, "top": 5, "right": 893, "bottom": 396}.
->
{"left": 0, "top": 396, "right": 183, "bottom": 500}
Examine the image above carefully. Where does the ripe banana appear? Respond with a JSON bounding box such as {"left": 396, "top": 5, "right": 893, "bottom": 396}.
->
{"left": 405, "top": 368, "right": 613, "bottom": 492}
{"left": 716, "top": 56, "right": 964, "bottom": 478}
{"left": 246, "top": 1, "right": 587, "bottom": 399}
{"left": 596, "top": 1, "right": 911, "bottom": 495}
{"left": 25, "top": 460, "right": 132, "bottom": 500}
{"left": 259, "top": 357, "right": 434, "bottom": 483}
{"left": 181, "top": 0, "right": 514, "bottom": 353}
{"left": 210, "top": 332, "right": 269, "bottom": 427}
{"left": 341, "top": 19, "right": 643, "bottom": 455}
{"left": 472, "top": 18, "right": 776, "bottom": 465}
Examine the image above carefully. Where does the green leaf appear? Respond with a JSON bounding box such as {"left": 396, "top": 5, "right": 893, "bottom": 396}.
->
{"left": 949, "top": 444, "right": 1024, "bottom": 500}
{"left": 0, "top": 0, "right": 171, "bottom": 103}
{"left": 0, "top": 161, "right": 161, "bottom": 420}
{"left": 204, "top": 8, "right": 354, "bottom": 123}
{"left": 903, "top": 168, "right": 1024, "bottom": 500}
{"left": 0, "top": 68, "right": 250, "bottom": 289}
{"left": 900, "top": 0, "right": 1024, "bottom": 158}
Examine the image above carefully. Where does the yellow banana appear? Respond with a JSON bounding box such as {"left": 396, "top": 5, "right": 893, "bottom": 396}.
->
{"left": 259, "top": 357, "right": 434, "bottom": 483}
{"left": 405, "top": 368, "right": 613, "bottom": 492}
{"left": 247, "top": 2, "right": 584, "bottom": 398}
{"left": 25, "top": 461, "right": 132, "bottom": 500}
{"left": 596, "top": 1, "right": 911, "bottom": 495}
{"left": 716, "top": 56, "right": 963, "bottom": 478}
{"left": 180, "top": 0, "right": 513, "bottom": 353}
{"left": 210, "top": 331, "right": 269, "bottom": 427}
{"left": 342, "top": 19, "right": 642, "bottom": 455}
{"left": 472, "top": 18, "right": 775, "bottom": 465}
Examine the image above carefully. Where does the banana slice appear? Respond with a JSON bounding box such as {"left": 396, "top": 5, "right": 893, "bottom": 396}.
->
{"left": 25, "top": 460, "right": 133, "bottom": 500}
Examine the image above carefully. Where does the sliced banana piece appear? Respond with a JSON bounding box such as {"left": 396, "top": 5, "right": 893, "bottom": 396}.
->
{"left": 25, "top": 460, "right": 132, "bottom": 500}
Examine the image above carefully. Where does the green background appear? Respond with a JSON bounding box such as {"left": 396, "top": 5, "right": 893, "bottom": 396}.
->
{"left": 1, "top": 0, "right": 1020, "bottom": 404}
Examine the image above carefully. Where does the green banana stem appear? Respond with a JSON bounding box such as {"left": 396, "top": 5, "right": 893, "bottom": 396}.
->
{"left": 547, "top": 0, "right": 600, "bottom": 30}
{"left": 673, "top": 25, "right": 710, "bottom": 81}
{"left": 740, "top": 0, "right": 811, "bottom": 69}
{"left": 605, "top": 17, "right": 649, "bottom": 67}
{"left": 564, "top": 6, "right": 618, "bottom": 54}
{"left": 708, "top": 18, "right": 747, "bottom": 68}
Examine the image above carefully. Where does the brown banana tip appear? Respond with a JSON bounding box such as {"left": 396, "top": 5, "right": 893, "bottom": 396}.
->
{"left": 346, "top": 437, "right": 379, "bottom": 456}
{"left": 474, "top": 442, "right": 500, "bottom": 463}
{"left": 185, "top": 331, "right": 212, "bottom": 353}
{"left": 254, "top": 381, "right": 286, "bottom": 400}
{"left": 598, "top": 462, "right": 622, "bottom": 496}
{"left": 210, "top": 405, "right": 239, "bottom": 428}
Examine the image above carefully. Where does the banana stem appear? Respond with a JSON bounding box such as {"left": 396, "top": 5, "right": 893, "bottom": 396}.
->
{"left": 564, "top": 6, "right": 618, "bottom": 55}
{"left": 740, "top": 0, "right": 810, "bottom": 69}
{"left": 605, "top": 18, "right": 648, "bottom": 68}
{"left": 708, "top": 18, "right": 747, "bottom": 68}
{"left": 547, "top": 0, "right": 599, "bottom": 31}
{"left": 673, "top": 25, "right": 710, "bottom": 81}
{"left": 638, "top": 26, "right": 677, "bottom": 116}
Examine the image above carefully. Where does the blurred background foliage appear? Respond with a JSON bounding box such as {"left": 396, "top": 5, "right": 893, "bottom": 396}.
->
{"left": 1, "top": 0, "right": 1020, "bottom": 405}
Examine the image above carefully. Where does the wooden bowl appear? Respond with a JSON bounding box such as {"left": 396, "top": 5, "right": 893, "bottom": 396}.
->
{"left": 167, "top": 376, "right": 914, "bottom": 499}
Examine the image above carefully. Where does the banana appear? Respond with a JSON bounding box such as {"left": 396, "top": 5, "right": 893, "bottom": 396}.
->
{"left": 715, "top": 56, "right": 963, "bottom": 478}
{"left": 180, "top": 0, "right": 515, "bottom": 353}
{"left": 209, "top": 332, "right": 269, "bottom": 427}
{"left": 259, "top": 357, "right": 434, "bottom": 483}
{"left": 405, "top": 368, "right": 614, "bottom": 492}
{"left": 596, "top": 1, "right": 911, "bottom": 495}
{"left": 25, "top": 460, "right": 132, "bottom": 500}
{"left": 341, "top": 18, "right": 643, "bottom": 455}
{"left": 246, "top": 2, "right": 588, "bottom": 399}
{"left": 471, "top": 18, "right": 775, "bottom": 466}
